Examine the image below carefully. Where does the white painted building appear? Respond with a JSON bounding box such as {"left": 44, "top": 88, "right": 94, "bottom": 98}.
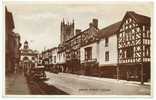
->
{"left": 80, "top": 21, "right": 121, "bottom": 67}
{"left": 98, "top": 21, "right": 121, "bottom": 67}
{"left": 80, "top": 42, "right": 99, "bottom": 64}
{"left": 80, "top": 19, "right": 99, "bottom": 66}
{"left": 98, "top": 35, "right": 117, "bottom": 66}
{"left": 80, "top": 20, "right": 121, "bottom": 77}
{"left": 51, "top": 47, "right": 58, "bottom": 65}
{"left": 57, "top": 51, "right": 66, "bottom": 65}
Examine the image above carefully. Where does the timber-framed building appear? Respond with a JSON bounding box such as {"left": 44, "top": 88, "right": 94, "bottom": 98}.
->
{"left": 41, "top": 11, "right": 151, "bottom": 83}
{"left": 117, "top": 11, "right": 151, "bottom": 82}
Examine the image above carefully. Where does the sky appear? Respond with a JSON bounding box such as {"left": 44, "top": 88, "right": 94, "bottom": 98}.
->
{"left": 5, "top": 2, "right": 153, "bottom": 52}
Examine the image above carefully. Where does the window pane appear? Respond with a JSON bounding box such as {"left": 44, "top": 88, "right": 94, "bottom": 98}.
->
{"left": 105, "top": 51, "right": 109, "bottom": 61}
{"left": 85, "top": 47, "right": 92, "bottom": 60}
{"left": 105, "top": 37, "right": 109, "bottom": 47}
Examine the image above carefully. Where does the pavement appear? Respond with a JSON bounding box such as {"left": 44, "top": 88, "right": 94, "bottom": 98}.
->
{"left": 4, "top": 71, "right": 151, "bottom": 96}
{"left": 44, "top": 72, "right": 151, "bottom": 95}
{"left": 5, "top": 72, "right": 30, "bottom": 95}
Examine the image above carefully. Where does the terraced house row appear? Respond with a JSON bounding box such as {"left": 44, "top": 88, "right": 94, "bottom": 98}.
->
{"left": 41, "top": 11, "right": 151, "bottom": 83}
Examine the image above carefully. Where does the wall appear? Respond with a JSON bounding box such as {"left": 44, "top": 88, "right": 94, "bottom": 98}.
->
{"left": 52, "top": 48, "right": 58, "bottom": 64}
{"left": 20, "top": 55, "right": 33, "bottom": 61}
{"left": 80, "top": 42, "right": 98, "bottom": 63}
{"left": 57, "top": 51, "right": 66, "bottom": 64}
{"left": 99, "top": 34, "right": 118, "bottom": 66}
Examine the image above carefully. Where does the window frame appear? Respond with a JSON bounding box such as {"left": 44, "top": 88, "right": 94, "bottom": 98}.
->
{"left": 105, "top": 37, "right": 109, "bottom": 47}
{"left": 85, "top": 47, "right": 92, "bottom": 60}
{"left": 126, "top": 47, "right": 133, "bottom": 58}
{"left": 105, "top": 51, "right": 109, "bottom": 61}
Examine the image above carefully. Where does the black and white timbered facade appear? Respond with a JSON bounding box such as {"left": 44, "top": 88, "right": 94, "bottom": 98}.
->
{"left": 80, "top": 19, "right": 99, "bottom": 75}
{"left": 64, "top": 29, "right": 82, "bottom": 73}
{"left": 117, "top": 11, "right": 151, "bottom": 82}
{"left": 40, "top": 11, "right": 151, "bottom": 83}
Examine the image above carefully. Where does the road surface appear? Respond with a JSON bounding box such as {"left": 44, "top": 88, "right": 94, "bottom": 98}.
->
{"left": 44, "top": 72, "right": 151, "bottom": 95}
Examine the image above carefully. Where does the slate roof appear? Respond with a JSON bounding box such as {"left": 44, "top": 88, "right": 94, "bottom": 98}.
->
{"left": 97, "top": 21, "right": 122, "bottom": 38}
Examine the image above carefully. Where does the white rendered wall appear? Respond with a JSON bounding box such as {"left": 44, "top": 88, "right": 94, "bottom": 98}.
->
{"left": 52, "top": 49, "right": 57, "bottom": 64}
{"left": 80, "top": 42, "right": 98, "bottom": 63}
{"left": 99, "top": 34, "right": 118, "bottom": 66}
{"left": 57, "top": 52, "right": 66, "bottom": 64}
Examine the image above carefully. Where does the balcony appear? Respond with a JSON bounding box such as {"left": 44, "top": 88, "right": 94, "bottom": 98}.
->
{"left": 81, "top": 58, "right": 97, "bottom": 64}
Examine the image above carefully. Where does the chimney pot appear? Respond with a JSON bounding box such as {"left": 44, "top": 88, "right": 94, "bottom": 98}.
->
{"left": 75, "top": 29, "right": 81, "bottom": 35}
{"left": 92, "top": 18, "right": 98, "bottom": 29}
{"left": 89, "top": 23, "right": 93, "bottom": 28}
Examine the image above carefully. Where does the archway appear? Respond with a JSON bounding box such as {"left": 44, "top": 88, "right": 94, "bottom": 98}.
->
{"left": 22, "top": 56, "right": 30, "bottom": 75}
{"left": 23, "top": 56, "right": 29, "bottom": 61}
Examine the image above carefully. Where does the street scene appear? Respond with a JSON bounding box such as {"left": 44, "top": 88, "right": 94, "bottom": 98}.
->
{"left": 5, "top": 2, "right": 152, "bottom": 96}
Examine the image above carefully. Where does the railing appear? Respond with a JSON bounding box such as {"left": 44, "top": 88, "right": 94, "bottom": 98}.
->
{"left": 81, "top": 58, "right": 97, "bottom": 63}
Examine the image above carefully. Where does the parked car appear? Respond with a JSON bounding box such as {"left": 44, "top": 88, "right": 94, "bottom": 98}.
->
{"left": 31, "top": 65, "right": 46, "bottom": 80}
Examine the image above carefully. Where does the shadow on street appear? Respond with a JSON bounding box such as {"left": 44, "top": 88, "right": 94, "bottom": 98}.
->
{"left": 26, "top": 77, "right": 69, "bottom": 95}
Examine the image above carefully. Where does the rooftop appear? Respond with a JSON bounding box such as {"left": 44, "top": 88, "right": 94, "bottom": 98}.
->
{"left": 97, "top": 21, "right": 122, "bottom": 38}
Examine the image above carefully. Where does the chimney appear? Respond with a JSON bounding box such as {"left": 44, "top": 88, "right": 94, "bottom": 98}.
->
{"left": 127, "top": 11, "right": 135, "bottom": 13}
{"left": 89, "top": 23, "right": 93, "bottom": 28}
{"left": 75, "top": 29, "right": 81, "bottom": 35}
{"left": 92, "top": 18, "right": 98, "bottom": 29}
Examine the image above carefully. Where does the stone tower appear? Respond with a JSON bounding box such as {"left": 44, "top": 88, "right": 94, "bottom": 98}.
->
{"left": 60, "top": 19, "right": 74, "bottom": 44}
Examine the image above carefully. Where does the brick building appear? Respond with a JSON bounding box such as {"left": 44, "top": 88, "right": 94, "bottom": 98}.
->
{"left": 5, "top": 7, "right": 21, "bottom": 75}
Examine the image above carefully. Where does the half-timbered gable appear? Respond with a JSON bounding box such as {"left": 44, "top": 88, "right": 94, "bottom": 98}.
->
{"left": 64, "top": 29, "right": 82, "bottom": 73}
{"left": 65, "top": 31, "right": 81, "bottom": 62}
{"left": 117, "top": 11, "right": 151, "bottom": 82}
{"left": 81, "top": 19, "right": 99, "bottom": 47}
{"left": 117, "top": 11, "right": 151, "bottom": 64}
{"left": 70, "top": 30, "right": 81, "bottom": 61}
{"left": 80, "top": 19, "right": 99, "bottom": 75}
{"left": 80, "top": 19, "right": 99, "bottom": 63}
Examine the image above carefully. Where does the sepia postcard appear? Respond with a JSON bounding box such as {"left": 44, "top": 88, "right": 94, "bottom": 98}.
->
{"left": 3, "top": 1, "right": 153, "bottom": 97}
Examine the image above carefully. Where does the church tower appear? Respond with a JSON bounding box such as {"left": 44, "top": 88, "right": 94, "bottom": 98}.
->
{"left": 60, "top": 19, "right": 74, "bottom": 44}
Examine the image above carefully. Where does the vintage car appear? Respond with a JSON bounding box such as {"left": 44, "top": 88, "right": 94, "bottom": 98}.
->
{"left": 31, "top": 65, "right": 46, "bottom": 80}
